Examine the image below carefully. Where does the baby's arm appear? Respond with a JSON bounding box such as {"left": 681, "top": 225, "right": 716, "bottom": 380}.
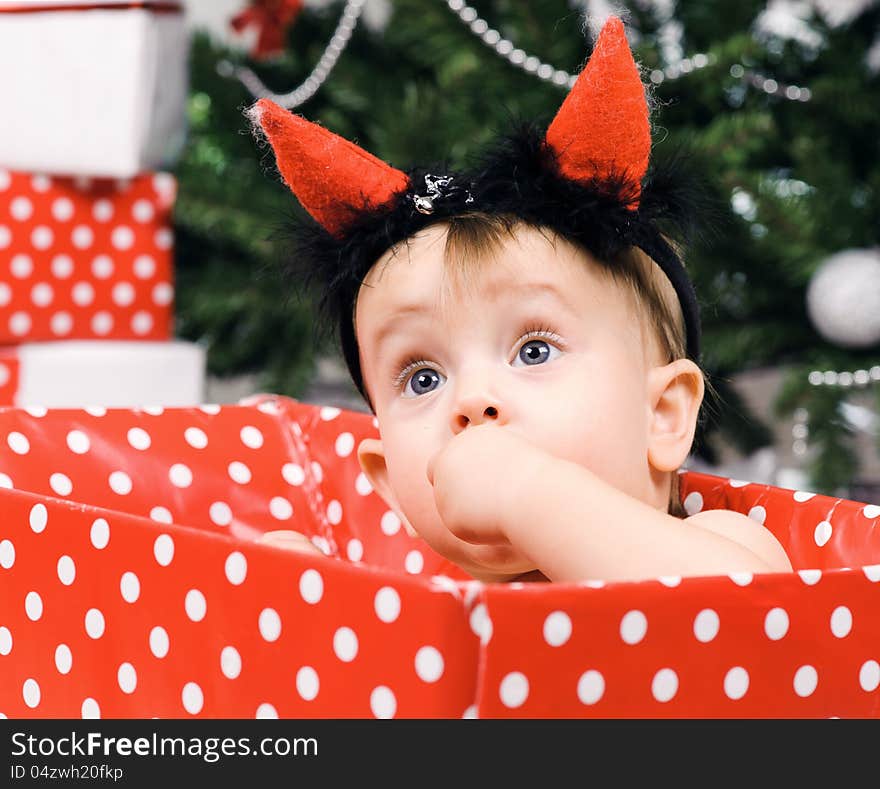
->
{"left": 429, "top": 424, "right": 792, "bottom": 583}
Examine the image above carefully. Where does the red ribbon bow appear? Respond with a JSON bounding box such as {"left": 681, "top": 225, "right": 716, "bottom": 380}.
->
{"left": 230, "top": 0, "right": 304, "bottom": 60}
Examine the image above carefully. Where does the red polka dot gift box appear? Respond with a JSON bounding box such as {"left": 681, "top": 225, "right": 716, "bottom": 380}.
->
{"left": 1, "top": 396, "right": 879, "bottom": 719}
{"left": 0, "top": 1, "right": 187, "bottom": 178}
{"left": 0, "top": 170, "right": 175, "bottom": 343}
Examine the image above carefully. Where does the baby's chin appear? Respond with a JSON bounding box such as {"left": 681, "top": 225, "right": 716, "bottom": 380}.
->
{"left": 443, "top": 540, "right": 536, "bottom": 584}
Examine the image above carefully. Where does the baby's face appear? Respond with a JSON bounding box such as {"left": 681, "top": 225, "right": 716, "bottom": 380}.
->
{"left": 355, "top": 223, "right": 663, "bottom": 581}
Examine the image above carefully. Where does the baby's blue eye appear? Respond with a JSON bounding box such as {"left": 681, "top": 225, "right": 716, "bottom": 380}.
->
{"left": 517, "top": 339, "right": 552, "bottom": 366}
{"left": 404, "top": 367, "right": 444, "bottom": 397}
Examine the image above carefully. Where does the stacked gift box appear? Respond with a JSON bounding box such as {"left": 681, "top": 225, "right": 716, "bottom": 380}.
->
{"left": 0, "top": 0, "right": 204, "bottom": 407}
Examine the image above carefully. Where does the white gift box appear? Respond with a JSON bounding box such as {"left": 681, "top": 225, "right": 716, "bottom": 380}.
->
{"left": 0, "top": 1, "right": 189, "bottom": 177}
{"left": 0, "top": 339, "right": 206, "bottom": 406}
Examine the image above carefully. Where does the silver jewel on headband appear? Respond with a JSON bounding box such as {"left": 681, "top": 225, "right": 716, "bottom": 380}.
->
{"left": 412, "top": 173, "right": 475, "bottom": 215}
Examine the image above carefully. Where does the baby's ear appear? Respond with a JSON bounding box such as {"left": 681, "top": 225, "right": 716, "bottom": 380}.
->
{"left": 645, "top": 359, "right": 705, "bottom": 473}
{"left": 357, "top": 438, "right": 418, "bottom": 537}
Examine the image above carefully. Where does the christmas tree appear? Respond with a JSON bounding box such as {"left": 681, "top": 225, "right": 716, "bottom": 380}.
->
{"left": 176, "top": 0, "right": 880, "bottom": 494}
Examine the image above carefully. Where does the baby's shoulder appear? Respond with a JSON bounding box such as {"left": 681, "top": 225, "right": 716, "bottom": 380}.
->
{"left": 685, "top": 508, "right": 793, "bottom": 572}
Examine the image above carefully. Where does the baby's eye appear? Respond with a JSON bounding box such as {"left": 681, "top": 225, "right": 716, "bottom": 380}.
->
{"left": 403, "top": 367, "right": 446, "bottom": 398}
{"left": 513, "top": 337, "right": 562, "bottom": 367}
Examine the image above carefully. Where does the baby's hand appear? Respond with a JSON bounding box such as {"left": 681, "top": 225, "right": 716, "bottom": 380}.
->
{"left": 427, "top": 425, "right": 548, "bottom": 546}
{"left": 257, "top": 530, "right": 325, "bottom": 556}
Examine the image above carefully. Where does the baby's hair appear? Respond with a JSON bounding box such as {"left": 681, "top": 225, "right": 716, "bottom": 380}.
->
{"left": 437, "top": 212, "right": 703, "bottom": 517}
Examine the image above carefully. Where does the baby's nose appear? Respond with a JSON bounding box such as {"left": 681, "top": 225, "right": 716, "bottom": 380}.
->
{"left": 452, "top": 399, "right": 500, "bottom": 433}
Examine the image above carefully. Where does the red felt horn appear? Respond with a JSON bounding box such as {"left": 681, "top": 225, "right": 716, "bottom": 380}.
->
{"left": 248, "top": 98, "right": 411, "bottom": 236}
{"left": 544, "top": 16, "right": 650, "bottom": 207}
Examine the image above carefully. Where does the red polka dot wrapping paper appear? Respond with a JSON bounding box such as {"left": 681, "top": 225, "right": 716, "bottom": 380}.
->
{"left": 1, "top": 396, "right": 879, "bottom": 718}
{"left": 0, "top": 170, "right": 175, "bottom": 342}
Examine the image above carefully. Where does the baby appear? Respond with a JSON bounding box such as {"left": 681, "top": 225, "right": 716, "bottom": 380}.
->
{"left": 251, "top": 17, "right": 792, "bottom": 583}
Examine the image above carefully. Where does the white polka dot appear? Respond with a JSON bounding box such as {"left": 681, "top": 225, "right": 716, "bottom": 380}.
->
{"left": 333, "top": 627, "right": 358, "bottom": 662}
{"left": 859, "top": 660, "right": 880, "bottom": 692}
{"left": 355, "top": 683, "right": 394, "bottom": 720}
{"left": 296, "top": 666, "right": 320, "bottom": 701}
{"left": 123, "top": 427, "right": 150, "bottom": 451}
{"left": 155, "top": 228, "right": 173, "bottom": 249}
{"left": 182, "top": 682, "right": 203, "bottom": 715}
{"left": 573, "top": 670, "right": 604, "bottom": 706}
{"left": 71, "top": 282, "right": 95, "bottom": 306}
{"left": 7, "top": 432, "right": 29, "bottom": 454}
{"left": 793, "top": 490, "right": 816, "bottom": 502}
{"left": 683, "top": 491, "right": 703, "bottom": 515}
{"left": 85, "top": 608, "right": 105, "bottom": 639}
{"left": 185, "top": 589, "right": 207, "bottom": 622}
{"left": 8, "top": 312, "right": 31, "bottom": 337}
{"left": 184, "top": 427, "right": 209, "bottom": 449}
{"left": 347, "top": 539, "right": 364, "bottom": 562}
{"left": 24, "top": 406, "right": 47, "bottom": 418}
{"left": 91, "top": 311, "right": 113, "bottom": 335}
{"left": 0, "top": 226, "right": 8, "bottom": 250}
{"left": 0, "top": 169, "right": 9, "bottom": 189}
{"left": 718, "top": 667, "right": 750, "bottom": 705}
{"left": 658, "top": 575, "right": 682, "bottom": 588}
{"left": 355, "top": 473, "right": 373, "bottom": 496}
{"left": 793, "top": 665, "right": 818, "bottom": 697}
{"left": 862, "top": 505, "right": 880, "bottom": 519}
{"left": 11, "top": 197, "right": 33, "bottom": 221}
{"left": 91, "top": 255, "right": 114, "bottom": 278}
{"left": 240, "top": 425, "right": 264, "bottom": 449}
{"left": 651, "top": 668, "right": 679, "bottom": 702}
{"left": 764, "top": 607, "right": 790, "bottom": 641}
{"left": 120, "top": 571, "right": 140, "bottom": 603}
{"left": 747, "top": 505, "right": 766, "bottom": 524}
{"left": 335, "top": 432, "right": 355, "bottom": 457}
{"left": 256, "top": 703, "right": 278, "bottom": 718}
{"left": 0, "top": 284, "right": 9, "bottom": 306}
{"left": 259, "top": 608, "right": 281, "bottom": 642}
{"left": 51, "top": 254, "right": 74, "bottom": 278}
{"left": 50, "top": 312, "right": 73, "bottom": 336}
{"left": 830, "top": 606, "right": 852, "bottom": 638}
{"left": 133, "top": 199, "right": 155, "bottom": 223}
{"left": 320, "top": 406, "right": 341, "bottom": 421}
{"left": 221, "top": 646, "right": 242, "bottom": 679}
{"left": 209, "top": 501, "right": 233, "bottom": 527}
{"left": 0, "top": 540, "right": 14, "bottom": 569}
{"left": 380, "top": 511, "right": 401, "bottom": 536}
{"left": 282, "top": 462, "right": 304, "bottom": 486}
{"left": 225, "top": 552, "right": 247, "bottom": 585}
{"left": 55, "top": 644, "right": 72, "bottom": 674}
{"left": 799, "top": 568, "right": 823, "bottom": 585}
{"left": 327, "top": 500, "right": 343, "bottom": 525}
{"left": 29, "top": 502, "right": 48, "bottom": 533}
{"left": 0, "top": 473, "right": 12, "bottom": 489}
{"left": 92, "top": 199, "right": 114, "bottom": 222}
{"left": 57, "top": 555, "right": 75, "bottom": 586}
{"left": 150, "top": 626, "right": 169, "bottom": 658}
{"left": 310, "top": 461, "right": 324, "bottom": 483}
{"left": 152, "top": 282, "right": 173, "bottom": 306}
{"left": 72, "top": 225, "right": 93, "bottom": 249}
{"left": 413, "top": 646, "right": 444, "bottom": 683}
{"left": 269, "top": 496, "right": 293, "bottom": 520}
{"left": 52, "top": 198, "right": 73, "bottom": 221}
{"left": 112, "top": 226, "right": 134, "bottom": 250}
{"left": 112, "top": 282, "right": 135, "bottom": 307}
{"left": 22, "top": 678, "right": 40, "bottom": 708}
{"left": 543, "top": 611, "right": 572, "bottom": 647}
{"left": 863, "top": 565, "right": 880, "bottom": 583}
{"left": 228, "top": 461, "right": 251, "bottom": 484}
{"left": 49, "top": 472, "right": 73, "bottom": 496}
{"left": 25, "top": 591, "right": 43, "bottom": 621}
{"left": 620, "top": 610, "right": 648, "bottom": 645}
{"left": 134, "top": 254, "right": 156, "bottom": 278}
{"left": 169, "top": 463, "right": 193, "bottom": 488}
{"left": 31, "top": 282, "right": 54, "bottom": 306}
{"left": 499, "top": 672, "right": 529, "bottom": 708}
{"left": 375, "top": 587, "right": 401, "bottom": 623}
{"left": 814, "top": 520, "right": 832, "bottom": 547}
{"left": 117, "top": 663, "right": 137, "bottom": 694}
{"left": 66, "top": 429, "right": 90, "bottom": 455}
{"left": 90, "top": 518, "right": 110, "bottom": 549}
{"left": 0, "top": 627, "right": 11, "bottom": 655}
{"left": 131, "top": 311, "right": 153, "bottom": 335}
{"left": 469, "top": 603, "right": 493, "bottom": 644}
{"left": 299, "top": 569, "right": 324, "bottom": 604}
{"left": 109, "top": 470, "right": 132, "bottom": 495}
{"left": 81, "top": 698, "right": 100, "bottom": 719}
{"left": 10, "top": 254, "right": 31, "bottom": 277}
{"left": 405, "top": 550, "right": 424, "bottom": 574}
{"left": 154, "top": 534, "right": 174, "bottom": 566}
{"left": 31, "top": 174, "right": 51, "bottom": 192}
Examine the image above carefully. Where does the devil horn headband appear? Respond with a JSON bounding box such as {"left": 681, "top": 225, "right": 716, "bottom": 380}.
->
{"left": 249, "top": 15, "right": 650, "bottom": 234}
